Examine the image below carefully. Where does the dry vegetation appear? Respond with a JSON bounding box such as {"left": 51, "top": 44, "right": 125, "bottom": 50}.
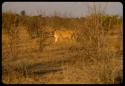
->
{"left": 2, "top": 7, "right": 123, "bottom": 84}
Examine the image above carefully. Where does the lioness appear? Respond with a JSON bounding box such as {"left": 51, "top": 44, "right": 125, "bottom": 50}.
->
{"left": 54, "top": 29, "right": 75, "bottom": 43}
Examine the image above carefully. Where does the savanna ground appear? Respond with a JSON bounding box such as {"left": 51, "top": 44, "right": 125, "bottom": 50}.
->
{"left": 2, "top": 11, "right": 123, "bottom": 84}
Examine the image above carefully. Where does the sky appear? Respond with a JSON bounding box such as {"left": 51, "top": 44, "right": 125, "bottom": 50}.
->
{"left": 2, "top": 2, "right": 123, "bottom": 18}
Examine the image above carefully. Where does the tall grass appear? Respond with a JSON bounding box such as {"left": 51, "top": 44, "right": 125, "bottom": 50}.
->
{"left": 2, "top": 4, "right": 123, "bottom": 84}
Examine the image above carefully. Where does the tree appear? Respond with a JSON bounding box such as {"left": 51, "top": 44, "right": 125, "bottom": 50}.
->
{"left": 20, "top": 10, "right": 26, "bottom": 16}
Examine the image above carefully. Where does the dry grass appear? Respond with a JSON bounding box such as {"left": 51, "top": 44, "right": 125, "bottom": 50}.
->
{"left": 2, "top": 9, "right": 123, "bottom": 84}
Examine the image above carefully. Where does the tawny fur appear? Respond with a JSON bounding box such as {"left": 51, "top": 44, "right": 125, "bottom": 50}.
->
{"left": 54, "top": 29, "right": 75, "bottom": 43}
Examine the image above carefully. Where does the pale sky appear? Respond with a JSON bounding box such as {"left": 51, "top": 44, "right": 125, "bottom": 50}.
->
{"left": 2, "top": 2, "right": 123, "bottom": 17}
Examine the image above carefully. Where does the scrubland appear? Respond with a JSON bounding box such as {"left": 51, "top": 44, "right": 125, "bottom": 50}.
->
{"left": 2, "top": 10, "right": 123, "bottom": 84}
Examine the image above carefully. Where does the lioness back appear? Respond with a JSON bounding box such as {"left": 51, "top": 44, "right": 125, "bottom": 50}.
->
{"left": 54, "top": 28, "right": 75, "bottom": 42}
